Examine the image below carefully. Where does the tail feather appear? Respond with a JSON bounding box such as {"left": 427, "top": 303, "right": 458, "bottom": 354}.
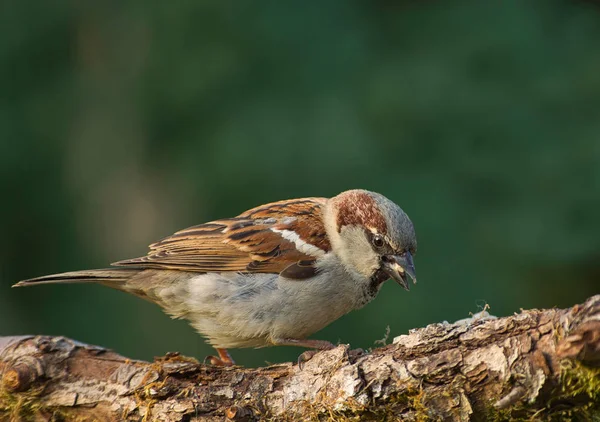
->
{"left": 13, "top": 268, "right": 139, "bottom": 288}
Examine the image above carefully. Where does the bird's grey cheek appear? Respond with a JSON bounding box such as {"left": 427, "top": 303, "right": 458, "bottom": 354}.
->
{"left": 337, "top": 226, "right": 380, "bottom": 277}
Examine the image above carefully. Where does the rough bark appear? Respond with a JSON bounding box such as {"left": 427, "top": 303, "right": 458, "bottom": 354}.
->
{"left": 1, "top": 296, "right": 599, "bottom": 422}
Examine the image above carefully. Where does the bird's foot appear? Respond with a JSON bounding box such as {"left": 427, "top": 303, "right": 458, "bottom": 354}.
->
{"left": 297, "top": 350, "right": 319, "bottom": 369}
{"left": 273, "top": 338, "right": 336, "bottom": 370}
{"left": 204, "top": 348, "right": 235, "bottom": 367}
{"left": 297, "top": 346, "right": 365, "bottom": 369}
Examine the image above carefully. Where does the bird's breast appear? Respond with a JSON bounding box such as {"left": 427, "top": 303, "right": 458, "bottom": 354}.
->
{"left": 148, "top": 263, "right": 373, "bottom": 348}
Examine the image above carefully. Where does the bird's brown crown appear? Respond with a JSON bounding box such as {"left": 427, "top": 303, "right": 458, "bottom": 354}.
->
{"left": 333, "top": 190, "right": 388, "bottom": 235}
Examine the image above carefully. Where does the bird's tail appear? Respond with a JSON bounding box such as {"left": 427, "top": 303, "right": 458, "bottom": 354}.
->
{"left": 12, "top": 268, "right": 140, "bottom": 289}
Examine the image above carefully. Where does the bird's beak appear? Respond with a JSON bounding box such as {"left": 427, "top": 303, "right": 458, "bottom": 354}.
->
{"left": 382, "top": 252, "right": 417, "bottom": 291}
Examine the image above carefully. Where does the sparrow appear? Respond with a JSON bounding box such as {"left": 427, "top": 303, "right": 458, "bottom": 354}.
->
{"left": 14, "top": 189, "right": 417, "bottom": 366}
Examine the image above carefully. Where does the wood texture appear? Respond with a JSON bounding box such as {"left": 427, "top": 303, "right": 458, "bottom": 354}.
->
{"left": 1, "top": 295, "right": 598, "bottom": 421}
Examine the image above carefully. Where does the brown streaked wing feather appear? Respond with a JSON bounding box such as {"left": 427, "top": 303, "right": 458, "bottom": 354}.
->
{"left": 112, "top": 198, "right": 331, "bottom": 276}
{"left": 238, "top": 197, "right": 331, "bottom": 252}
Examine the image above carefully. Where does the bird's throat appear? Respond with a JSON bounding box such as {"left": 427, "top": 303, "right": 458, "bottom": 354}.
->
{"left": 357, "top": 269, "right": 388, "bottom": 307}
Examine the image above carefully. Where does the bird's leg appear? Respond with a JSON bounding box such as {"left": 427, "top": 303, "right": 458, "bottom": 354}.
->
{"left": 273, "top": 338, "right": 336, "bottom": 369}
{"left": 204, "top": 348, "right": 235, "bottom": 366}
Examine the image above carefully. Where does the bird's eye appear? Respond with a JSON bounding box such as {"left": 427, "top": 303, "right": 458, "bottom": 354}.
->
{"left": 372, "top": 234, "right": 385, "bottom": 248}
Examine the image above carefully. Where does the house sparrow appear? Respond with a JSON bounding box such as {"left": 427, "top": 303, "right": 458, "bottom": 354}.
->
{"left": 14, "top": 189, "right": 417, "bottom": 366}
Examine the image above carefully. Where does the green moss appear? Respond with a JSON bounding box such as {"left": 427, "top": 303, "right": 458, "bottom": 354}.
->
{"left": 1, "top": 386, "right": 100, "bottom": 422}
{"left": 560, "top": 361, "right": 600, "bottom": 401}
{"left": 550, "top": 360, "right": 600, "bottom": 421}
{"left": 0, "top": 385, "right": 47, "bottom": 421}
{"left": 489, "top": 361, "right": 600, "bottom": 422}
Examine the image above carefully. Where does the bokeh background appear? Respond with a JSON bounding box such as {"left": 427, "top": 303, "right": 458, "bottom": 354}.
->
{"left": 1, "top": 0, "right": 599, "bottom": 367}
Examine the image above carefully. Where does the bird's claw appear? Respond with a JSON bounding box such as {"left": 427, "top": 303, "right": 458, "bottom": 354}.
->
{"left": 297, "top": 346, "right": 366, "bottom": 370}
{"left": 204, "top": 348, "right": 235, "bottom": 367}
{"left": 203, "top": 355, "right": 222, "bottom": 366}
{"left": 297, "top": 350, "right": 319, "bottom": 370}
{"left": 203, "top": 355, "right": 234, "bottom": 367}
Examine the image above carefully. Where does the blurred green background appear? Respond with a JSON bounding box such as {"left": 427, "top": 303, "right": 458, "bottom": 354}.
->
{"left": 1, "top": 0, "right": 599, "bottom": 368}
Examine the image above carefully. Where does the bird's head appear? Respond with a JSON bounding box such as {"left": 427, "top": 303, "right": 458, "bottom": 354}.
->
{"left": 324, "top": 189, "right": 417, "bottom": 291}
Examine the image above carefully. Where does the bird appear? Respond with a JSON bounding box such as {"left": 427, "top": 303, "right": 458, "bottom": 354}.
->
{"left": 13, "top": 189, "right": 417, "bottom": 366}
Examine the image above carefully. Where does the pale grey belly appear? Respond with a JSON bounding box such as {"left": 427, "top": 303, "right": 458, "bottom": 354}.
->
{"left": 150, "top": 271, "right": 363, "bottom": 349}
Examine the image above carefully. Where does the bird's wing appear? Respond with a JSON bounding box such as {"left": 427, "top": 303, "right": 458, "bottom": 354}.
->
{"left": 112, "top": 198, "right": 331, "bottom": 278}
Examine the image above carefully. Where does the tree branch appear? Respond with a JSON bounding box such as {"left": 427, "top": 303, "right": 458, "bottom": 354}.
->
{"left": 1, "top": 295, "right": 599, "bottom": 421}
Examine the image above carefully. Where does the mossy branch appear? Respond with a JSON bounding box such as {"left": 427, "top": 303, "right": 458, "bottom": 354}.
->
{"left": 1, "top": 295, "right": 599, "bottom": 421}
